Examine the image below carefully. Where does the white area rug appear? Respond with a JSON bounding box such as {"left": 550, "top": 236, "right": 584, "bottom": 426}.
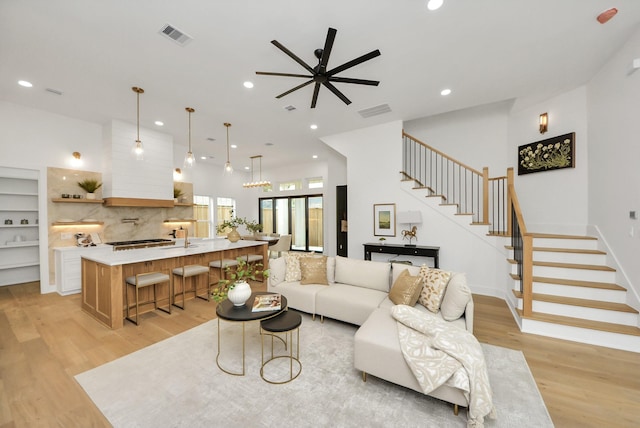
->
{"left": 76, "top": 312, "right": 553, "bottom": 427}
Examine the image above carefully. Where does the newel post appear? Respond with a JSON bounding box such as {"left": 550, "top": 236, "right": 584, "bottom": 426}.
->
{"left": 522, "top": 233, "right": 534, "bottom": 317}
{"left": 482, "top": 167, "right": 489, "bottom": 224}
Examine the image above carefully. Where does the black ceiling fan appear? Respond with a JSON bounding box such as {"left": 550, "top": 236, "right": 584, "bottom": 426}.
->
{"left": 256, "top": 27, "right": 381, "bottom": 108}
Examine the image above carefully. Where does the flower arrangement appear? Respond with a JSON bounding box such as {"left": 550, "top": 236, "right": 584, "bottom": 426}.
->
{"left": 519, "top": 139, "right": 572, "bottom": 171}
{"left": 77, "top": 178, "right": 102, "bottom": 193}
{"left": 212, "top": 257, "right": 269, "bottom": 302}
{"left": 244, "top": 220, "right": 263, "bottom": 234}
{"left": 216, "top": 215, "right": 245, "bottom": 234}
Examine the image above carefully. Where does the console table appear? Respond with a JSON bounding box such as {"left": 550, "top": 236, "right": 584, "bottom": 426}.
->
{"left": 363, "top": 243, "right": 440, "bottom": 268}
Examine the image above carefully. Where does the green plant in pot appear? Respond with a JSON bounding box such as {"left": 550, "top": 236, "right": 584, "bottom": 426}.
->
{"left": 212, "top": 257, "right": 269, "bottom": 305}
{"left": 216, "top": 214, "right": 245, "bottom": 242}
{"left": 244, "top": 219, "right": 263, "bottom": 235}
{"left": 173, "top": 187, "right": 184, "bottom": 202}
{"left": 77, "top": 178, "right": 102, "bottom": 200}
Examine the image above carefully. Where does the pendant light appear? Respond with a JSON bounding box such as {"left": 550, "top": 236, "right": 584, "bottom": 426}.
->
{"left": 243, "top": 155, "right": 271, "bottom": 188}
{"left": 131, "top": 86, "right": 144, "bottom": 160}
{"left": 184, "top": 107, "right": 196, "bottom": 168}
{"left": 223, "top": 122, "right": 233, "bottom": 174}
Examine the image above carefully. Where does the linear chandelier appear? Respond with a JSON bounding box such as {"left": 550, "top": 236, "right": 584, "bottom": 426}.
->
{"left": 243, "top": 155, "right": 271, "bottom": 188}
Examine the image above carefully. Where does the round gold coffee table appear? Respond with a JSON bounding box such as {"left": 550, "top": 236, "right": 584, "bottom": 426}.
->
{"left": 216, "top": 291, "right": 287, "bottom": 376}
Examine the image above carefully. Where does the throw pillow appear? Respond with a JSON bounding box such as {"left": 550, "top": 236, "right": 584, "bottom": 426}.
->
{"left": 418, "top": 265, "right": 451, "bottom": 313}
{"left": 440, "top": 272, "right": 471, "bottom": 321}
{"left": 300, "top": 256, "right": 329, "bottom": 285}
{"left": 388, "top": 269, "right": 423, "bottom": 306}
{"left": 284, "top": 252, "right": 313, "bottom": 282}
{"left": 268, "top": 256, "right": 286, "bottom": 286}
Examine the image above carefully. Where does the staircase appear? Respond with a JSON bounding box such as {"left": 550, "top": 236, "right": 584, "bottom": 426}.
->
{"left": 400, "top": 131, "right": 640, "bottom": 353}
{"left": 507, "top": 233, "right": 640, "bottom": 353}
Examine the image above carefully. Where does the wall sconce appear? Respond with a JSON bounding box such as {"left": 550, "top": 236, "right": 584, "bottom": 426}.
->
{"left": 70, "top": 151, "right": 83, "bottom": 167}
{"left": 173, "top": 168, "right": 182, "bottom": 181}
{"left": 397, "top": 210, "right": 423, "bottom": 247}
{"left": 539, "top": 112, "right": 548, "bottom": 134}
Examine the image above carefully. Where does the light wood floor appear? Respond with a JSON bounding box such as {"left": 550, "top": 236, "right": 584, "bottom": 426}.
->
{"left": 1, "top": 282, "right": 639, "bottom": 427}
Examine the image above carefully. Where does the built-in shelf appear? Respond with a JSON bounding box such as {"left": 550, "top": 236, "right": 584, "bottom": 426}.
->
{"left": 52, "top": 198, "right": 104, "bottom": 204}
{"left": 0, "top": 191, "right": 38, "bottom": 196}
{"left": 174, "top": 202, "right": 194, "bottom": 207}
{"left": 0, "top": 224, "right": 38, "bottom": 228}
{"left": 0, "top": 241, "right": 39, "bottom": 249}
{"left": 0, "top": 261, "right": 40, "bottom": 270}
{"left": 51, "top": 221, "right": 104, "bottom": 226}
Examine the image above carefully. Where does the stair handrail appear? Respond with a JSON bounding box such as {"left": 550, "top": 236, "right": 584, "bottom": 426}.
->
{"left": 507, "top": 168, "right": 533, "bottom": 316}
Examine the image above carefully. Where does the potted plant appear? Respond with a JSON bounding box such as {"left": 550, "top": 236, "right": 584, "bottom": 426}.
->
{"left": 378, "top": 237, "right": 386, "bottom": 245}
{"left": 216, "top": 213, "right": 245, "bottom": 242}
{"left": 212, "top": 257, "right": 269, "bottom": 305}
{"left": 77, "top": 178, "right": 102, "bottom": 199}
{"left": 244, "top": 219, "right": 263, "bottom": 235}
{"left": 173, "top": 187, "right": 183, "bottom": 203}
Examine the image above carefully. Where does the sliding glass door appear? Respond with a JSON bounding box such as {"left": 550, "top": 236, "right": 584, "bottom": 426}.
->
{"left": 259, "top": 195, "right": 323, "bottom": 253}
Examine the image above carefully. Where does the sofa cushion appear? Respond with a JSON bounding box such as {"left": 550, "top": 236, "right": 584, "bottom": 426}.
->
{"left": 440, "top": 273, "right": 471, "bottom": 321}
{"left": 418, "top": 266, "right": 451, "bottom": 313}
{"left": 326, "top": 256, "right": 336, "bottom": 283}
{"left": 268, "top": 256, "right": 286, "bottom": 286}
{"left": 268, "top": 281, "right": 326, "bottom": 314}
{"left": 315, "top": 284, "right": 388, "bottom": 326}
{"left": 334, "top": 256, "right": 390, "bottom": 292}
{"left": 388, "top": 269, "right": 422, "bottom": 306}
{"left": 300, "top": 256, "right": 329, "bottom": 285}
{"left": 391, "top": 263, "right": 421, "bottom": 284}
{"left": 378, "top": 297, "right": 467, "bottom": 330}
{"left": 284, "top": 252, "right": 313, "bottom": 282}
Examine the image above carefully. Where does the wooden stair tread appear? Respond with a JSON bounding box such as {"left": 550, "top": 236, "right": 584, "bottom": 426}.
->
{"left": 510, "top": 274, "right": 625, "bottom": 291}
{"left": 471, "top": 222, "right": 491, "bottom": 225}
{"left": 516, "top": 309, "right": 640, "bottom": 337}
{"left": 530, "top": 233, "right": 597, "bottom": 240}
{"left": 512, "top": 290, "right": 637, "bottom": 313}
{"left": 488, "top": 232, "right": 509, "bottom": 237}
{"left": 533, "top": 260, "right": 616, "bottom": 272}
{"left": 455, "top": 212, "right": 473, "bottom": 216}
{"left": 532, "top": 246, "right": 606, "bottom": 255}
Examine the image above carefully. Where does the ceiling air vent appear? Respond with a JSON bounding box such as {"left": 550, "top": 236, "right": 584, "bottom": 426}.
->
{"left": 283, "top": 105, "right": 296, "bottom": 112}
{"left": 159, "top": 24, "right": 193, "bottom": 46}
{"left": 358, "top": 103, "right": 392, "bottom": 118}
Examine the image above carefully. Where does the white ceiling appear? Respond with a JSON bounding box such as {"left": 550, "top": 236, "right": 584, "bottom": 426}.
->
{"left": 1, "top": 0, "right": 639, "bottom": 170}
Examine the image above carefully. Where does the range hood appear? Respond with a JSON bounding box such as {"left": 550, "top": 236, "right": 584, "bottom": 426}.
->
{"left": 102, "top": 120, "right": 175, "bottom": 207}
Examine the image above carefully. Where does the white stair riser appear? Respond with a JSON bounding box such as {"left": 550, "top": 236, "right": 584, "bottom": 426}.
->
{"left": 532, "top": 282, "right": 627, "bottom": 303}
{"left": 521, "top": 319, "right": 640, "bottom": 353}
{"left": 532, "top": 301, "right": 637, "bottom": 326}
{"left": 532, "top": 266, "right": 616, "bottom": 283}
{"left": 532, "top": 238, "right": 598, "bottom": 250}
{"left": 533, "top": 251, "right": 606, "bottom": 265}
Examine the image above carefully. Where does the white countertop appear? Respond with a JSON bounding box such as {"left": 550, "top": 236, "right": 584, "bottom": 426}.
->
{"left": 77, "top": 238, "right": 267, "bottom": 266}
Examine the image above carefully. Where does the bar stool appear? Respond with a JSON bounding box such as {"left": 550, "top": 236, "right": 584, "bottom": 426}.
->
{"left": 246, "top": 253, "right": 265, "bottom": 282}
{"left": 209, "top": 257, "right": 241, "bottom": 282}
{"left": 260, "top": 311, "right": 302, "bottom": 384}
{"left": 124, "top": 272, "right": 172, "bottom": 325}
{"left": 172, "top": 264, "right": 211, "bottom": 309}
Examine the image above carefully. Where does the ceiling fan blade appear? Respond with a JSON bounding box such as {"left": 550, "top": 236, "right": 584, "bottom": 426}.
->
{"left": 322, "top": 81, "right": 351, "bottom": 105}
{"left": 319, "top": 28, "right": 337, "bottom": 72}
{"left": 329, "top": 76, "right": 380, "bottom": 86}
{"left": 271, "top": 40, "right": 315, "bottom": 74}
{"left": 327, "top": 49, "right": 381, "bottom": 76}
{"left": 256, "top": 71, "right": 312, "bottom": 79}
{"left": 310, "top": 82, "right": 321, "bottom": 108}
{"left": 275, "top": 79, "right": 314, "bottom": 99}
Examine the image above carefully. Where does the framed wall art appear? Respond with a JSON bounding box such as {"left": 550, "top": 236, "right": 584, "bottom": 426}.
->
{"left": 373, "top": 203, "right": 396, "bottom": 236}
{"left": 518, "top": 132, "right": 575, "bottom": 175}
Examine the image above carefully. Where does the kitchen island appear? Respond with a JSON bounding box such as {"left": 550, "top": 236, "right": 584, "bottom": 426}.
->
{"left": 81, "top": 239, "right": 268, "bottom": 329}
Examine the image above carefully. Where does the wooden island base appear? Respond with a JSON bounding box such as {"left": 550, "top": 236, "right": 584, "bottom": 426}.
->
{"left": 81, "top": 241, "right": 267, "bottom": 329}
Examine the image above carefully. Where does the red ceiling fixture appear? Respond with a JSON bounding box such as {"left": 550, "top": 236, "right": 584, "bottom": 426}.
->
{"left": 597, "top": 8, "right": 618, "bottom": 24}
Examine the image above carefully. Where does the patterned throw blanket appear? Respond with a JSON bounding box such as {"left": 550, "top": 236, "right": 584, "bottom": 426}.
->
{"left": 391, "top": 305, "right": 496, "bottom": 428}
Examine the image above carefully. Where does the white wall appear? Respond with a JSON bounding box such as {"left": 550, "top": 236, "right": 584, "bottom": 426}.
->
{"left": 587, "top": 27, "right": 640, "bottom": 304}
{"left": 508, "top": 86, "right": 589, "bottom": 234}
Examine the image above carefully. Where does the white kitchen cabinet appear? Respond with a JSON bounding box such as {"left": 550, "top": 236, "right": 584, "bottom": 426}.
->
{"left": 0, "top": 169, "right": 40, "bottom": 286}
{"left": 54, "top": 246, "right": 111, "bottom": 295}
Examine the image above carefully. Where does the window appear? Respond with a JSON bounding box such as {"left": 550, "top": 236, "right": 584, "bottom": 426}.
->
{"left": 193, "top": 195, "right": 213, "bottom": 238}
{"left": 216, "top": 197, "right": 236, "bottom": 236}
{"left": 279, "top": 180, "right": 301, "bottom": 191}
{"left": 308, "top": 177, "right": 323, "bottom": 189}
{"left": 259, "top": 194, "right": 323, "bottom": 253}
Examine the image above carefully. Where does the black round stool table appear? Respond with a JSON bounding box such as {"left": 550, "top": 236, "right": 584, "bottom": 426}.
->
{"left": 260, "top": 310, "right": 302, "bottom": 384}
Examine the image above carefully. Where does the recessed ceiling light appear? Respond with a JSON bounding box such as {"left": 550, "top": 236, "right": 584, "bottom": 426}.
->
{"left": 426, "top": 0, "right": 444, "bottom": 11}
{"left": 244, "top": 166, "right": 250, "bottom": 170}
{"left": 440, "top": 88, "right": 452, "bottom": 96}
{"left": 231, "top": 144, "right": 237, "bottom": 149}
{"left": 310, "top": 124, "right": 318, "bottom": 130}
{"left": 243, "top": 81, "right": 254, "bottom": 89}
{"left": 200, "top": 156, "right": 207, "bottom": 160}
{"left": 312, "top": 155, "right": 318, "bottom": 159}
{"left": 18, "top": 80, "right": 33, "bottom": 87}
{"left": 154, "top": 121, "right": 164, "bottom": 126}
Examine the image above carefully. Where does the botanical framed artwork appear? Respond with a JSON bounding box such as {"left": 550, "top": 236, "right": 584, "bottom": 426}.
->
{"left": 373, "top": 203, "right": 396, "bottom": 236}
{"left": 518, "top": 132, "right": 575, "bottom": 175}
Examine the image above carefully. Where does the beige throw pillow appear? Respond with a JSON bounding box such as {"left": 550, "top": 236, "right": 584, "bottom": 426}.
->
{"left": 284, "top": 252, "right": 312, "bottom": 282}
{"left": 418, "top": 265, "right": 451, "bottom": 313}
{"left": 440, "top": 272, "right": 471, "bottom": 321}
{"left": 389, "top": 269, "right": 423, "bottom": 306}
{"left": 300, "top": 256, "right": 329, "bottom": 285}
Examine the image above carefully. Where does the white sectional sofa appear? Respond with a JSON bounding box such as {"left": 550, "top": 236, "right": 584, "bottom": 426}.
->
{"left": 267, "top": 254, "right": 474, "bottom": 412}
